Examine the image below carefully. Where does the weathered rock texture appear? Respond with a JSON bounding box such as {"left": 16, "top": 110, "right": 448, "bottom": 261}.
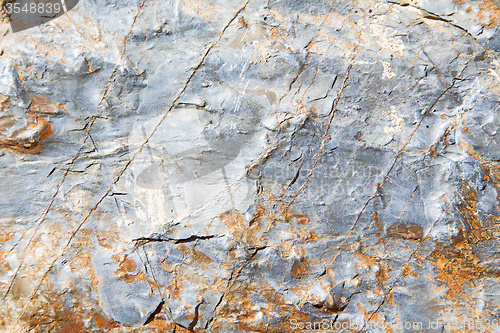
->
{"left": 0, "top": 0, "right": 500, "bottom": 332}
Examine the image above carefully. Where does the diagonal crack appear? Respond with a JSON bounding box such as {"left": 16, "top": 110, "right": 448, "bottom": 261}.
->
{"left": 285, "top": 0, "right": 372, "bottom": 210}
{"left": 287, "top": 60, "right": 469, "bottom": 327}
{"left": 356, "top": 58, "right": 474, "bottom": 331}
{"left": 248, "top": 0, "right": 363, "bottom": 179}
{"left": 356, "top": 198, "right": 456, "bottom": 332}
{"left": 387, "top": 0, "right": 480, "bottom": 42}
{"left": 14, "top": 0, "right": 251, "bottom": 322}
{"left": 324, "top": 79, "right": 458, "bottom": 272}
{"left": 2, "top": 0, "right": 148, "bottom": 304}
{"left": 205, "top": 246, "right": 268, "bottom": 331}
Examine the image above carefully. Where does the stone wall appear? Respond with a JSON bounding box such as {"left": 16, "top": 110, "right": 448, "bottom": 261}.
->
{"left": 0, "top": 0, "right": 500, "bottom": 332}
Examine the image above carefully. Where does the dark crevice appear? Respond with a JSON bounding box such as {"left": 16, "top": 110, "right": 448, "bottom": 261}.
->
{"left": 133, "top": 234, "right": 220, "bottom": 247}
{"left": 188, "top": 301, "right": 204, "bottom": 331}
{"left": 249, "top": 246, "right": 268, "bottom": 257}
{"left": 144, "top": 300, "right": 164, "bottom": 325}
{"left": 287, "top": 157, "right": 305, "bottom": 189}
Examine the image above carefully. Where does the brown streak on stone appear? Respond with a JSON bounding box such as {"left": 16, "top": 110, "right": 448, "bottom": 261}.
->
{"left": 373, "top": 212, "right": 382, "bottom": 229}
{"left": 386, "top": 223, "right": 424, "bottom": 241}
{"left": 91, "top": 310, "right": 119, "bottom": 331}
{"left": 459, "top": 141, "right": 484, "bottom": 162}
{"left": 290, "top": 258, "right": 309, "bottom": 277}
{"left": 221, "top": 210, "right": 246, "bottom": 240}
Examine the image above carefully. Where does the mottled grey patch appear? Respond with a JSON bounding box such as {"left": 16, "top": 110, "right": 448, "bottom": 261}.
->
{"left": 485, "top": 31, "right": 500, "bottom": 52}
{"left": 92, "top": 253, "right": 162, "bottom": 327}
{"left": 136, "top": 162, "right": 166, "bottom": 189}
{"left": 136, "top": 105, "right": 255, "bottom": 188}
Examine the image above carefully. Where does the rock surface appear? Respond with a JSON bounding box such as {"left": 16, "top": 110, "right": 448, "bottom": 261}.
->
{"left": 0, "top": 0, "right": 500, "bottom": 332}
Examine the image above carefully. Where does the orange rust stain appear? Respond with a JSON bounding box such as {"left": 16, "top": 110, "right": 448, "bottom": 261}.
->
{"left": 167, "top": 263, "right": 186, "bottom": 301}
{"left": 355, "top": 248, "right": 375, "bottom": 269}
{"left": 298, "top": 229, "right": 319, "bottom": 241}
{"left": 168, "top": 280, "right": 183, "bottom": 300}
{"left": 57, "top": 313, "right": 87, "bottom": 333}
{"left": 228, "top": 248, "right": 237, "bottom": 260}
{"left": 0, "top": 94, "right": 63, "bottom": 154}
{"left": 459, "top": 141, "right": 484, "bottom": 162}
{"left": 386, "top": 223, "right": 424, "bottom": 241}
{"left": 0, "top": 230, "right": 14, "bottom": 243}
{"left": 19, "top": 292, "right": 89, "bottom": 332}
{"left": 214, "top": 280, "right": 306, "bottom": 332}
{"left": 0, "top": 251, "right": 12, "bottom": 278}
{"left": 357, "top": 301, "right": 387, "bottom": 331}
{"left": 114, "top": 266, "right": 147, "bottom": 283}
{"left": 123, "top": 257, "right": 137, "bottom": 272}
{"left": 238, "top": 16, "right": 249, "bottom": 29}
{"left": 290, "top": 258, "right": 309, "bottom": 277}
{"left": 28, "top": 94, "right": 65, "bottom": 115}
{"left": 211, "top": 276, "right": 228, "bottom": 294}
{"left": 0, "top": 116, "right": 54, "bottom": 154}
{"left": 456, "top": 185, "right": 483, "bottom": 240}
{"left": 112, "top": 255, "right": 147, "bottom": 283}
{"left": 193, "top": 249, "right": 214, "bottom": 265}
{"left": 280, "top": 240, "right": 292, "bottom": 251}
{"left": 72, "top": 251, "right": 99, "bottom": 292}
{"left": 357, "top": 301, "right": 368, "bottom": 317}
{"left": 245, "top": 204, "right": 264, "bottom": 246}
{"left": 95, "top": 231, "right": 119, "bottom": 249}
{"left": 186, "top": 312, "right": 195, "bottom": 322}
{"left": 280, "top": 208, "right": 311, "bottom": 226}
{"left": 91, "top": 310, "right": 119, "bottom": 331}
{"left": 428, "top": 230, "right": 486, "bottom": 300}
{"left": 180, "top": 267, "right": 203, "bottom": 285}
{"left": 161, "top": 261, "right": 173, "bottom": 272}
{"left": 246, "top": 214, "right": 263, "bottom": 247}
{"left": 177, "top": 244, "right": 190, "bottom": 255}
{"left": 387, "top": 293, "right": 394, "bottom": 306}
{"left": 402, "top": 264, "right": 418, "bottom": 278}
{"left": 146, "top": 318, "right": 187, "bottom": 332}
{"left": 0, "top": 94, "right": 9, "bottom": 111}
{"left": 72, "top": 228, "right": 95, "bottom": 250}
{"left": 11, "top": 276, "right": 33, "bottom": 299}
{"left": 221, "top": 210, "right": 246, "bottom": 239}
{"left": 376, "top": 266, "right": 388, "bottom": 285}
{"left": 290, "top": 285, "right": 307, "bottom": 299}
{"left": 372, "top": 212, "right": 382, "bottom": 229}
{"left": 177, "top": 243, "right": 214, "bottom": 265}
{"left": 478, "top": 0, "right": 500, "bottom": 29}
{"left": 278, "top": 207, "right": 312, "bottom": 227}
{"left": 38, "top": 121, "right": 54, "bottom": 141}
{"left": 451, "top": 0, "right": 500, "bottom": 31}
{"left": 430, "top": 145, "right": 437, "bottom": 158}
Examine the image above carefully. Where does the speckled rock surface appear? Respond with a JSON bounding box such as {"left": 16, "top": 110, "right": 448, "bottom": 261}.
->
{"left": 0, "top": 0, "right": 500, "bottom": 332}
